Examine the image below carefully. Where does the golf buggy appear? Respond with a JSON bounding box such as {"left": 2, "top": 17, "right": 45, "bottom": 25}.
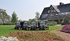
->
{"left": 39, "top": 21, "right": 49, "bottom": 30}
{"left": 30, "top": 20, "right": 37, "bottom": 30}
{"left": 14, "top": 22, "right": 21, "bottom": 30}
{"left": 22, "top": 21, "right": 29, "bottom": 30}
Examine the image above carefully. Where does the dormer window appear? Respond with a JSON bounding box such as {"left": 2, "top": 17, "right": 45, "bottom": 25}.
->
{"left": 48, "top": 6, "right": 56, "bottom": 13}
{"left": 48, "top": 9, "right": 56, "bottom": 13}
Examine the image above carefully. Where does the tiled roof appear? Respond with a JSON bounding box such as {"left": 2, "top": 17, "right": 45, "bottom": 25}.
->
{"left": 52, "top": 5, "right": 60, "bottom": 12}
{"left": 58, "top": 3, "right": 70, "bottom": 12}
{"left": 41, "top": 7, "right": 49, "bottom": 14}
{"left": 41, "top": 3, "right": 70, "bottom": 14}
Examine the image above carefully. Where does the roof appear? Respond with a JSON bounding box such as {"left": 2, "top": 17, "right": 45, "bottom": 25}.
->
{"left": 41, "top": 3, "right": 70, "bottom": 14}
{"left": 41, "top": 7, "right": 50, "bottom": 14}
{"left": 40, "top": 3, "right": 70, "bottom": 20}
{"left": 40, "top": 7, "right": 49, "bottom": 18}
{"left": 52, "top": 5, "right": 60, "bottom": 12}
{"left": 58, "top": 3, "right": 70, "bottom": 12}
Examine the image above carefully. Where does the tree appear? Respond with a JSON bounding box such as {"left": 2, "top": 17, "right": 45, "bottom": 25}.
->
{"left": 62, "top": 13, "right": 70, "bottom": 24}
{"left": 35, "top": 12, "right": 40, "bottom": 20}
{"left": 0, "top": 10, "right": 10, "bottom": 23}
{"left": 11, "top": 12, "right": 18, "bottom": 23}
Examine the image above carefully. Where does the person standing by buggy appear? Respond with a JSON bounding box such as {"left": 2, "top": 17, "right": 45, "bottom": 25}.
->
{"left": 14, "top": 22, "right": 21, "bottom": 30}
{"left": 38, "top": 22, "right": 40, "bottom": 28}
{"left": 20, "top": 21, "right": 24, "bottom": 30}
{"left": 22, "top": 21, "right": 29, "bottom": 30}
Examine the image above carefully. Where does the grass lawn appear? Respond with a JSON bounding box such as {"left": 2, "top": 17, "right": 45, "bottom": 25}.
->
{"left": 0, "top": 25, "right": 16, "bottom": 36}
{"left": 47, "top": 26, "right": 63, "bottom": 32}
{"left": 0, "top": 25, "right": 63, "bottom": 36}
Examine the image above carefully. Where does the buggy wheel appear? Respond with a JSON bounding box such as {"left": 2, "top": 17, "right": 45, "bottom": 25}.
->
{"left": 22, "top": 27, "right": 24, "bottom": 30}
{"left": 26, "top": 27, "right": 28, "bottom": 30}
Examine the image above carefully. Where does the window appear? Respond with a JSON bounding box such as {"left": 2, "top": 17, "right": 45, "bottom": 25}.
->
{"left": 48, "top": 9, "right": 56, "bottom": 13}
{"left": 65, "top": 12, "right": 68, "bottom": 14}
{"left": 51, "top": 10, "right": 54, "bottom": 12}
{"left": 56, "top": 14, "right": 59, "bottom": 15}
{"left": 48, "top": 10, "right": 50, "bottom": 13}
{"left": 50, "top": 14, "right": 54, "bottom": 16}
{"left": 42, "top": 14, "right": 48, "bottom": 18}
{"left": 54, "top": 10, "right": 56, "bottom": 12}
{"left": 59, "top": 13, "right": 66, "bottom": 15}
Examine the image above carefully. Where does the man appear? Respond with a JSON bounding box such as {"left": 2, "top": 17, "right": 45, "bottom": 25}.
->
{"left": 20, "top": 21, "right": 24, "bottom": 29}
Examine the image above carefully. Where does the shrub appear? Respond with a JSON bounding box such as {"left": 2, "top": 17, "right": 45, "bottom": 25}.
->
{"left": 61, "top": 20, "right": 70, "bottom": 25}
{"left": 61, "top": 14, "right": 70, "bottom": 25}
{"left": 61, "top": 24, "right": 70, "bottom": 33}
{"left": 3, "top": 22, "right": 15, "bottom": 25}
{"left": 61, "top": 20, "right": 64, "bottom": 25}
{"left": 46, "top": 21, "right": 57, "bottom": 26}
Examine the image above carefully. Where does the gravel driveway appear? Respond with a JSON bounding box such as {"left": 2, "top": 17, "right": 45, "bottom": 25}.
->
{"left": 51, "top": 30, "right": 70, "bottom": 41}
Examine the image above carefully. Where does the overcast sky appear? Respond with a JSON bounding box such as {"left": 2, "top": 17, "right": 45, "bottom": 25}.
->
{"left": 0, "top": 0, "right": 70, "bottom": 20}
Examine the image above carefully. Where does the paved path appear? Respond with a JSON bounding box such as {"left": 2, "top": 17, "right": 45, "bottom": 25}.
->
{"left": 51, "top": 30, "right": 70, "bottom": 41}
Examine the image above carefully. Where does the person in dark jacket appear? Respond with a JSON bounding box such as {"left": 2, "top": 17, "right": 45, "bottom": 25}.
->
{"left": 38, "top": 22, "right": 40, "bottom": 28}
{"left": 20, "top": 21, "right": 24, "bottom": 29}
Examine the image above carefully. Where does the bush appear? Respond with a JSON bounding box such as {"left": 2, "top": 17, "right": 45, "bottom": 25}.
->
{"left": 61, "top": 14, "right": 70, "bottom": 25}
{"left": 61, "top": 20, "right": 70, "bottom": 25}
{"left": 46, "top": 21, "right": 57, "bottom": 26}
{"left": 3, "top": 22, "right": 15, "bottom": 25}
{"left": 61, "top": 21, "right": 64, "bottom": 25}
{"left": 61, "top": 24, "right": 70, "bottom": 33}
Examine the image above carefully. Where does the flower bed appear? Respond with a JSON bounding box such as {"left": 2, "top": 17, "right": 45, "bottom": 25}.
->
{"left": 61, "top": 24, "right": 70, "bottom": 33}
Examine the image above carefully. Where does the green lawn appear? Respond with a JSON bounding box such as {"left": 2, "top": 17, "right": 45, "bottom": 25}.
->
{"left": 0, "top": 25, "right": 63, "bottom": 36}
{"left": 0, "top": 25, "right": 16, "bottom": 36}
{"left": 47, "top": 26, "right": 63, "bottom": 32}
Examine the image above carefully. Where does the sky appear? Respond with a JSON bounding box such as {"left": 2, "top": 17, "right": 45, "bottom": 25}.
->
{"left": 0, "top": 0, "right": 70, "bottom": 20}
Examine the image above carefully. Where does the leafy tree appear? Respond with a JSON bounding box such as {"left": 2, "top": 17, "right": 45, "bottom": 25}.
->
{"left": 11, "top": 12, "right": 18, "bottom": 23}
{"left": 62, "top": 13, "right": 70, "bottom": 24}
{"left": 0, "top": 10, "right": 10, "bottom": 23}
{"left": 35, "top": 12, "right": 40, "bottom": 20}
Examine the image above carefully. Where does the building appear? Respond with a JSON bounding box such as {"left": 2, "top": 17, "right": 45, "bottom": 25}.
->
{"left": 40, "top": 2, "right": 70, "bottom": 24}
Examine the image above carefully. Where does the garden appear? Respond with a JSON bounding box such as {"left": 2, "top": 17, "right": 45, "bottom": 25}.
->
{"left": 0, "top": 25, "right": 64, "bottom": 41}
{"left": 0, "top": 25, "right": 63, "bottom": 36}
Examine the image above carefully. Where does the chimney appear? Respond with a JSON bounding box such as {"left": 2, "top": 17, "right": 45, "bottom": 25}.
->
{"left": 60, "top": 2, "right": 64, "bottom": 5}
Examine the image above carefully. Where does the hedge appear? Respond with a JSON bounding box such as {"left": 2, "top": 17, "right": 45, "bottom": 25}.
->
{"left": 0, "top": 22, "right": 15, "bottom": 25}
{"left": 46, "top": 21, "right": 57, "bottom": 26}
